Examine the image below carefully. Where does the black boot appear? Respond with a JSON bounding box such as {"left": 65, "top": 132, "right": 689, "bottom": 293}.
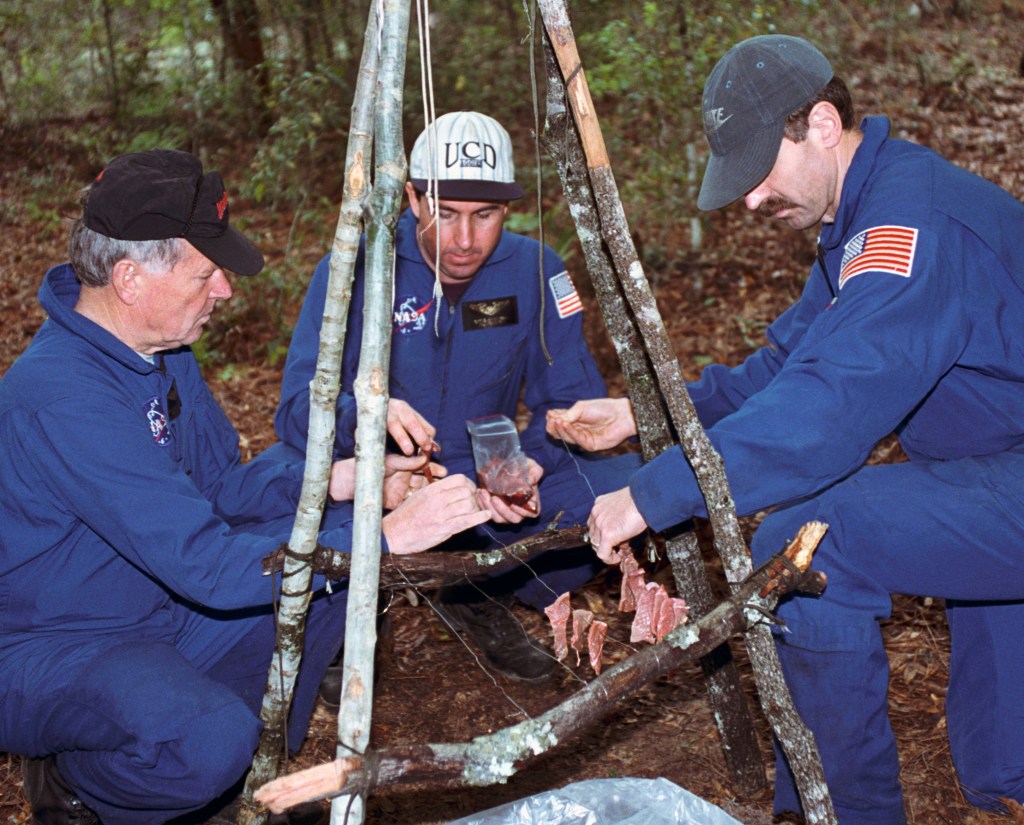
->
{"left": 430, "top": 589, "right": 556, "bottom": 684}
{"left": 22, "top": 757, "right": 100, "bottom": 825}
{"left": 317, "top": 610, "right": 392, "bottom": 711}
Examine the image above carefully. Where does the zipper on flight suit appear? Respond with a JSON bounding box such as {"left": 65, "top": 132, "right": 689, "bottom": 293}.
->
{"left": 817, "top": 242, "right": 837, "bottom": 300}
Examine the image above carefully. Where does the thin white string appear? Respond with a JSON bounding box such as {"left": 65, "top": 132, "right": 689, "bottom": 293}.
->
{"left": 415, "top": 0, "right": 444, "bottom": 337}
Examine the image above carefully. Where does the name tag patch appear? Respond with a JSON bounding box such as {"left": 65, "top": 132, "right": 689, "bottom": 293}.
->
{"left": 462, "top": 297, "right": 518, "bottom": 331}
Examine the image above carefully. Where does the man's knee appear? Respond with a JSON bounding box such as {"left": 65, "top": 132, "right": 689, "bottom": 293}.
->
{"left": 164, "top": 701, "right": 262, "bottom": 802}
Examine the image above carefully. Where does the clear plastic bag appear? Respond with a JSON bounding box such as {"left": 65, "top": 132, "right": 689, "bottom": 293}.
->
{"left": 466, "top": 414, "right": 536, "bottom": 512}
{"left": 445, "top": 777, "right": 743, "bottom": 825}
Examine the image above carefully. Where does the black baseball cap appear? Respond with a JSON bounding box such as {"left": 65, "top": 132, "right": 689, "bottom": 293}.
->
{"left": 698, "top": 35, "right": 833, "bottom": 211}
{"left": 83, "top": 149, "right": 265, "bottom": 276}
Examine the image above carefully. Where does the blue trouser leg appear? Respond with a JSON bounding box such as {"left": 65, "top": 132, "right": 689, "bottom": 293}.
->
{"left": 480, "top": 451, "right": 642, "bottom": 609}
{"left": 946, "top": 600, "right": 1024, "bottom": 808}
{"left": 5, "top": 585, "right": 346, "bottom": 824}
{"left": 65, "top": 592, "right": 343, "bottom": 824}
{"left": 23, "top": 638, "right": 262, "bottom": 825}
{"left": 750, "top": 453, "right": 1024, "bottom": 823}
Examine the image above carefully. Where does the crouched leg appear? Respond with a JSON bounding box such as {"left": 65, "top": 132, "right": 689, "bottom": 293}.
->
{"left": 946, "top": 599, "right": 1024, "bottom": 810}
{"left": 14, "top": 640, "right": 262, "bottom": 825}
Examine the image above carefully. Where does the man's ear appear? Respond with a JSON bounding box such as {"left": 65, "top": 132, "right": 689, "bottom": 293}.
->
{"left": 809, "top": 101, "right": 843, "bottom": 149}
{"left": 405, "top": 182, "right": 422, "bottom": 220}
{"left": 109, "top": 259, "right": 142, "bottom": 306}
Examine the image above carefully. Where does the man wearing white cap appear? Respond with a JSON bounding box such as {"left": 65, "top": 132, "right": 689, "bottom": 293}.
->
{"left": 547, "top": 34, "right": 1024, "bottom": 824}
{"left": 276, "top": 111, "right": 640, "bottom": 686}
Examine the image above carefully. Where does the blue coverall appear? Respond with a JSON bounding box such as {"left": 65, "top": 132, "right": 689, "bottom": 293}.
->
{"left": 0, "top": 265, "right": 354, "bottom": 824}
{"left": 275, "top": 210, "right": 640, "bottom": 608}
{"left": 629, "top": 117, "right": 1024, "bottom": 822}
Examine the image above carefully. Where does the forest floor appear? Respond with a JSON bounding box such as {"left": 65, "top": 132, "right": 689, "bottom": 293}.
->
{"left": 2, "top": 6, "right": 1024, "bottom": 825}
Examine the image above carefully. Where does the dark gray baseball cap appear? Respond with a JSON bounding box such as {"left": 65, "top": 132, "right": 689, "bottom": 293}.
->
{"left": 697, "top": 35, "right": 833, "bottom": 211}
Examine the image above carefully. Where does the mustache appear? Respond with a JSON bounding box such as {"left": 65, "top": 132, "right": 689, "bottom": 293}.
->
{"left": 756, "top": 196, "right": 798, "bottom": 218}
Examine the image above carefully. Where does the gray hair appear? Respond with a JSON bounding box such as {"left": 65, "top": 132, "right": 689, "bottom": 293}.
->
{"left": 68, "top": 188, "right": 184, "bottom": 286}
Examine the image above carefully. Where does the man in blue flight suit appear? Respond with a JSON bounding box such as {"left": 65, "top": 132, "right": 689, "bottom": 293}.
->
{"left": 0, "top": 149, "right": 487, "bottom": 824}
{"left": 547, "top": 35, "right": 1024, "bottom": 824}
{"left": 275, "top": 111, "right": 640, "bottom": 685}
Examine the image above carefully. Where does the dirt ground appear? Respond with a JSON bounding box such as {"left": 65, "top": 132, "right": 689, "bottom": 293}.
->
{"left": 2, "top": 7, "right": 1024, "bottom": 825}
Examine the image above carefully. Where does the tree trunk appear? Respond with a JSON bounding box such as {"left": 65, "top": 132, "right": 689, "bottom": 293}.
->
{"left": 207, "top": 0, "right": 271, "bottom": 128}
{"left": 98, "top": 0, "right": 121, "bottom": 119}
{"left": 331, "top": 1, "right": 411, "bottom": 823}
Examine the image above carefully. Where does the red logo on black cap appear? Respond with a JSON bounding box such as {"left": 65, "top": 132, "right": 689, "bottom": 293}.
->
{"left": 216, "top": 192, "right": 228, "bottom": 220}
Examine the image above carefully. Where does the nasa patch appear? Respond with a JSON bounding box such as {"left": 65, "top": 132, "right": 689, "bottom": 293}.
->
{"left": 393, "top": 295, "right": 433, "bottom": 336}
{"left": 145, "top": 396, "right": 172, "bottom": 446}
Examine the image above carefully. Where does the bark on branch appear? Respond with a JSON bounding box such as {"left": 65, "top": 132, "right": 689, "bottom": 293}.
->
{"left": 254, "top": 525, "right": 827, "bottom": 813}
{"left": 261, "top": 526, "right": 589, "bottom": 590}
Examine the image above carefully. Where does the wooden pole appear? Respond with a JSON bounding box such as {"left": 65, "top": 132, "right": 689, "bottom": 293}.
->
{"left": 331, "top": 0, "right": 411, "bottom": 823}
{"left": 536, "top": 2, "right": 836, "bottom": 821}
{"left": 239, "top": 3, "right": 384, "bottom": 822}
{"left": 539, "top": 30, "right": 766, "bottom": 795}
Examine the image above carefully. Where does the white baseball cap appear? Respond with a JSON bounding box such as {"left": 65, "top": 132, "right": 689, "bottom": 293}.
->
{"left": 409, "top": 111, "right": 524, "bottom": 201}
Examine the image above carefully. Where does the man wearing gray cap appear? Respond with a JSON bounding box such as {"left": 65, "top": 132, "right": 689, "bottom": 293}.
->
{"left": 547, "top": 35, "right": 1024, "bottom": 823}
{"left": 276, "top": 112, "right": 640, "bottom": 687}
{"left": 0, "top": 148, "right": 487, "bottom": 824}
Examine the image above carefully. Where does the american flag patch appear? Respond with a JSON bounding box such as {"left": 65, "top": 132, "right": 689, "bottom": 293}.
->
{"left": 839, "top": 225, "right": 918, "bottom": 290}
{"left": 549, "top": 271, "right": 583, "bottom": 318}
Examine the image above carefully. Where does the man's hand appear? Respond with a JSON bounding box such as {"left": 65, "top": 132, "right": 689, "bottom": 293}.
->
{"left": 381, "top": 452, "right": 447, "bottom": 510}
{"left": 546, "top": 397, "right": 637, "bottom": 452}
{"left": 328, "top": 458, "right": 358, "bottom": 503}
{"left": 382, "top": 475, "right": 491, "bottom": 555}
{"left": 587, "top": 486, "right": 647, "bottom": 564}
{"left": 387, "top": 398, "right": 436, "bottom": 456}
{"left": 328, "top": 453, "right": 445, "bottom": 507}
{"left": 475, "top": 457, "right": 544, "bottom": 524}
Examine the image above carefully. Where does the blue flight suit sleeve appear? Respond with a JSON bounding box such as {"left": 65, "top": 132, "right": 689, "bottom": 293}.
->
{"left": 520, "top": 255, "right": 608, "bottom": 466}
{"left": 8, "top": 393, "right": 348, "bottom": 613}
{"left": 686, "top": 261, "right": 835, "bottom": 428}
{"left": 170, "top": 355, "right": 307, "bottom": 524}
{"left": 275, "top": 253, "right": 359, "bottom": 459}
{"left": 630, "top": 225, "right": 966, "bottom": 532}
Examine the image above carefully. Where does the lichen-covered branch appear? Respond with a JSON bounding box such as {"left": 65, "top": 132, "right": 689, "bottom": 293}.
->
{"left": 255, "top": 525, "right": 828, "bottom": 814}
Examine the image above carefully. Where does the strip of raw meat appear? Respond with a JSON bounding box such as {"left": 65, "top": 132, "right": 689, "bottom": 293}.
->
{"left": 544, "top": 592, "right": 571, "bottom": 661}
{"left": 570, "top": 608, "right": 594, "bottom": 665}
{"left": 654, "top": 595, "right": 689, "bottom": 642}
{"left": 630, "top": 582, "right": 663, "bottom": 643}
{"left": 588, "top": 620, "right": 608, "bottom": 675}
{"left": 617, "top": 551, "right": 645, "bottom": 612}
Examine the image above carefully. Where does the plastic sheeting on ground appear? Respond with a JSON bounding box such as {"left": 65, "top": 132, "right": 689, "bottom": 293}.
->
{"left": 446, "top": 777, "right": 744, "bottom": 825}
